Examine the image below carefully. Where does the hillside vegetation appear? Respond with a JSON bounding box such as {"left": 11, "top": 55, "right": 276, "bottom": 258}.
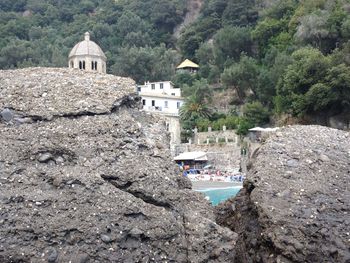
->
{"left": 178, "top": 0, "right": 350, "bottom": 135}
{"left": 1, "top": 0, "right": 350, "bottom": 134}
{"left": 0, "top": 0, "right": 186, "bottom": 82}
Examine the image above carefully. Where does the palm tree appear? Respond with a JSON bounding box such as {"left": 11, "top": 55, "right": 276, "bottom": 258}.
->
{"left": 179, "top": 95, "right": 212, "bottom": 121}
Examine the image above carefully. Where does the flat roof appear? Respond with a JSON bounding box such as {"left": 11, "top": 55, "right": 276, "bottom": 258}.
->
{"left": 249, "top": 127, "right": 279, "bottom": 132}
{"left": 174, "top": 151, "right": 208, "bottom": 161}
{"left": 138, "top": 81, "right": 174, "bottom": 86}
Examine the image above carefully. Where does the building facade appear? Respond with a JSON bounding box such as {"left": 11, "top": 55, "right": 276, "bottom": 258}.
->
{"left": 137, "top": 81, "right": 184, "bottom": 116}
{"left": 68, "top": 32, "right": 107, "bottom": 74}
{"left": 137, "top": 81, "right": 184, "bottom": 150}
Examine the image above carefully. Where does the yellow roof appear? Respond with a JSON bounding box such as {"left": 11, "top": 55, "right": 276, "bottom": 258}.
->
{"left": 176, "top": 59, "right": 199, "bottom": 69}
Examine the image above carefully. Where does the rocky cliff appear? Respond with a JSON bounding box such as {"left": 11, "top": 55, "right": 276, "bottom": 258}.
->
{"left": 217, "top": 125, "right": 350, "bottom": 263}
{"left": 0, "top": 68, "right": 236, "bottom": 263}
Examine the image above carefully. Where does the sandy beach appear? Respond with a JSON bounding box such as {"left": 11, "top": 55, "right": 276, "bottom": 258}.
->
{"left": 191, "top": 180, "right": 243, "bottom": 190}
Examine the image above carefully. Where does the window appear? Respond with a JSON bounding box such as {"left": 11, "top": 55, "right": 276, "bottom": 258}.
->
{"left": 151, "top": 84, "right": 155, "bottom": 90}
{"left": 79, "top": 61, "right": 86, "bottom": 69}
{"left": 152, "top": 100, "right": 155, "bottom": 106}
{"left": 137, "top": 86, "right": 141, "bottom": 92}
{"left": 91, "top": 61, "right": 98, "bottom": 70}
{"left": 164, "top": 101, "right": 168, "bottom": 108}
{"left": 171, "top": 93, "right": 175, "bottom": 96}
{"left": 177, "top": 102, "right": 181, "bottom": 109}
{"left": 142, "top": 99, "right": 146, "bottom": 106}
{"left": 160, "top": 83, "right": 164, "bottom": 89}
{"left": 70, "top": 61, "right": 74, "bottom": 68}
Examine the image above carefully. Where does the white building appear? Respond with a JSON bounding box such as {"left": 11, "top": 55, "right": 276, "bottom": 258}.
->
{"left": 68, "top": 32, "right": 107, "bottom": 74}
{"left": 137, "top": 81, "right": 184, "bottom": 116}
{"left": 137, "top": 81, "right": 184, "bottom": 151}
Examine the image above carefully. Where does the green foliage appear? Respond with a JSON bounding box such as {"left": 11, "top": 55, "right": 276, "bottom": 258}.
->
{"left": 236, "top": 118, "right": 254, "bottom": 136}
{"left": 276, "top": 47, "right": 350, "bottom": 116}
{"left": 1, "top": 0, "right": 350, "bottom": 128}
{"left": 180, "top": 79, "right": 213, "bottom": 131}
{"left": 172, "top": 71, "right": 196, "bottom": 89}
{"left": 0, "top": 0, "right": 186, "bottom": 83}
{"left": 221, "top": 55, "right": 259, "bottom": 102}
{"left": 303, "top": 83, "right": 336, "bottom": 112}
{"left": 252, "top": 17, "right": 288, "bottom": 56}
{"left": 221, "top": 0, "right": 258, "bottom": 27}
{"left": 181, "top": 79, "right": 212, "bottom": 102}
{"left": 243, "top": 101, "right": 270, "bottom": 126}
{"left": 178, "top": 29, "right": 203, "bottom": 59}
{"left": 276, "top": 47, "right": 330, "bottom": 115}
{"left": 213, "top": 26, "right": 252, "bottom": 67}
{"left": 196, "top": 118, "right": 211, "bottom": 132}
{"left": 180, "top": 96, "right": 212, "bottom": 125}
{"left": 111, "top": 45, "right": 180, "bottom": 83}
{"left": 195, "top": 114, "right": 239, "bottom": 132}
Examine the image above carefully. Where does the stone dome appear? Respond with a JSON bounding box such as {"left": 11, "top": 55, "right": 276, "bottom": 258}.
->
{"left": 69, "top": 32, "right": 106, "bottom": 60}
{"left": 68, "top": 32, "right": 107, "bottom": 74}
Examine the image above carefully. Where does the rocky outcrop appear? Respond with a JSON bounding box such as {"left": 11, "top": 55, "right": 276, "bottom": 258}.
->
{"left": 217, "top": 125, "right": 350, "bottom": 263}
{"left": 0, "top": 68, "right": 236, "bottom": 262}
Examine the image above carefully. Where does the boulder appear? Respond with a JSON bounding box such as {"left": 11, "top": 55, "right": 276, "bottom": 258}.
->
{"left": 216, "top": 125, "right": 350, "bottom": 263}
{"left": 0, "top": 68, "right": 236, "bottom": 262}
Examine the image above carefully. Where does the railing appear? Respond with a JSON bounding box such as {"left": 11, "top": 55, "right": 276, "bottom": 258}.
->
{"left": 143, "top": 106, "right": 179, "bottom": 117}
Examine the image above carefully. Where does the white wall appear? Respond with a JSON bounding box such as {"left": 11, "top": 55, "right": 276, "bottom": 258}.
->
{"left": 138, "top": 81, "right": 181, "bottom": 97}
{"left": 166, "top": 116, "right": 181, "bottom": 145}
{"left": 69, "top": 55, "right": 106, "bottom": 73}
{"left": 141, "top": 96, "right": 184, "bottom": 115}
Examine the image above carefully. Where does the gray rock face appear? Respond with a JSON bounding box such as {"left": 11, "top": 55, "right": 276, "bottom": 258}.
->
{"left": 216, "top": 125, "right": 350, "bottom": 263}
{"left": 0, "top": 68, "right": 236, "bottom": 262}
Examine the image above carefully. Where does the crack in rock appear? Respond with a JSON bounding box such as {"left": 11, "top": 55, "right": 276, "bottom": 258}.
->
{"left": 101, "top": 174, "right": 172, "bottom": 210}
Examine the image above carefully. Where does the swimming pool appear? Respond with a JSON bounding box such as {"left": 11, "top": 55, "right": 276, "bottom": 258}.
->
{"left": 197, "top": 186, "right": 242, "bottom": 206}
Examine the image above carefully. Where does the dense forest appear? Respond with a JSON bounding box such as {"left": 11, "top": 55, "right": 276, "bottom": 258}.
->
{"left": 1, "top": 0, "right": 350, "bottom": 136}
{"left": 0, "top": 0, "right": 186, "bottom": 82}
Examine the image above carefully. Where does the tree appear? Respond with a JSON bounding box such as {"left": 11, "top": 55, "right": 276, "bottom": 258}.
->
{"left": 326, "top": 63, "right": 350, "bottom": 112}
{"left": 180, "top": 95, "right": 212, "bottom": 122}
{"left": 171, "top": 71, "right": 195, "bottom": 88}
{"left": 303, "top": 83, "right": 335, "bottom": 113}
{"left": 196, "top": 42, "right": 214, "bottom": 65}
{"left": 110, "top": 45, "right": 179, "bottom": 83}
{"left": 221, "top": 55, "right": 260, "bottom": 103}
{"left": 116, "top": 11, "right": 148, "bottom": 38}
{"left": 243, "top": 101, "right": 270, "bottom": 126}
{"left": 181, "top": 79, "right": 212, "bottom": 102}
{"left": 236, "top": 118, "right": 254, "bottom": 136}
{"left": 222, "top": 0, "right": 258, "bottom": 27}
{"left": 294, "top": 10, "right": 331, "bottom": 51}
{"left": 341, "top": 17, "right": 350, "bottom": 40}
{"left": 276, "top": 47, "right": 330, "bottom": 115}
{"left": 178, "top": 29, "right": 203, "bottom": 59}
{"left": 213, "top": 26, "right": 252, "bottom": 67}
{"left": 180, "top": 79, "right": 213, "bottom": 131}
{"left": 252, "top": 17, "right": 287, "bottom": 56}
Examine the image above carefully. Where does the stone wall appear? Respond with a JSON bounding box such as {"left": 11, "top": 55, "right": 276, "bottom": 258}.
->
{"left": 193, "top": 128, "right": 239, "bottom": 145}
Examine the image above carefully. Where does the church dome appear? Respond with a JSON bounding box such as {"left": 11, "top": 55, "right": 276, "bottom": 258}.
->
{"left": 68, "top": 32, "right": 106, "bottom": 60}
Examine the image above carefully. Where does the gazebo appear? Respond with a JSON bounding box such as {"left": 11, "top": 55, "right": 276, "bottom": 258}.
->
{"left": 176, "top": 59, "right": 199, "bottom": 74}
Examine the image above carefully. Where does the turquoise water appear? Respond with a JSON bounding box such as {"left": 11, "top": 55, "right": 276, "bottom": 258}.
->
{"left": 197, "top": 187, "right": 242, "bottom": 206}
